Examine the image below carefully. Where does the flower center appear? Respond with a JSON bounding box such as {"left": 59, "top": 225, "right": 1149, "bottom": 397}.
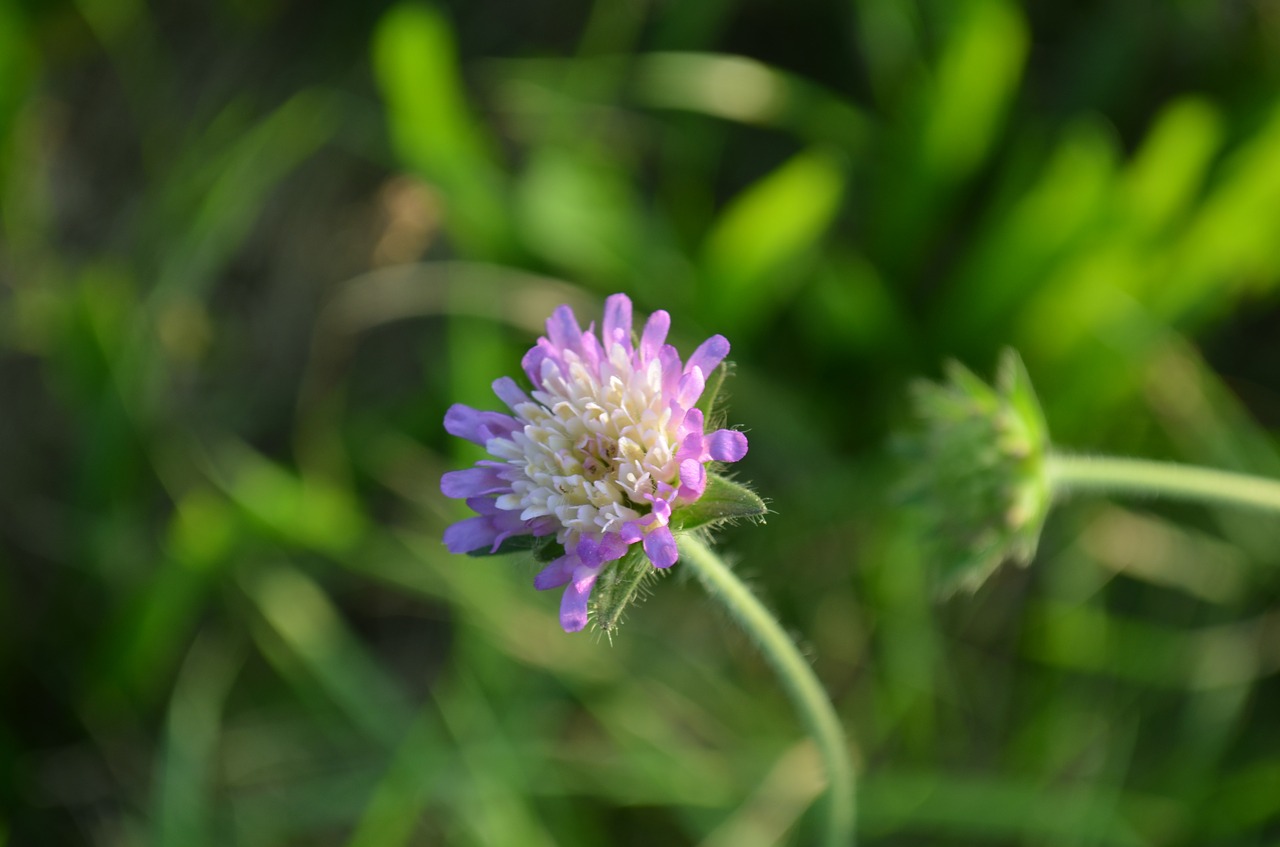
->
{"left": 578, "top": 433, "right": 618, "bottom": 481}
{"left": 489, "top": 343, "right": 680, "bottom": 540}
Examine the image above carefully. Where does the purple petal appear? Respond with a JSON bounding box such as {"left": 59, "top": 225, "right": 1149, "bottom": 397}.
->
{"left": 575, "top": 535, "right": 600, "bottom": 564}
{"left": 677, "top": 433, "right": 705, "bottom": 464}
{"left": 686, "top": 335, "right": 729, "bottom": 380}
{"left": 658, "top": 344, "right": 684, "bottom": 397}
{"left": 620, "top": 521, "right": 644, "bottom": 543}
{"left": 560, "top": 566, "right": 600, "bottom": 632}
{"left": 678, "top": 407, "right": 705, "bottom": 442}
{"left": 676, "top": 410, "right": 707, "bottom": 463}
{"left": 675, "top": 368, "right": 705, "bottom": 410}
{"left": 643, "top": 526, "right": 679, "bottom": 569}
{"left": 707, "top": 429, "right": 749, "bottom": 463}
{"left": 444, "top": 516, "right": 498, "bottom": 553}
{"left": 640, "top": 309, "right": 670, "bottom": 363}
{"left": 577, "top": 532, "right": 629, "bottom": 567}
{"left": 492, "top": 377, "right": 530, "bottom": 411}
{"left": 535, "top": 350, "right": 565, "bottom": 389}
{"left": 443, "top": 404, "right": 482, "bottom": 440}
{"left": 603, "top": 294, "right": 633, "bottom": 353}
{"left": 527, "top": 516, "right": 560, "bottom": 537}
{"left": 545, "top": 305, "right": 584, "bottom": 355}
{"left": 464, "top": 496, "right": 503, "bottom": 515}
{"left": 444, "top": 404, "right": 518, "bottom": 444}
{"left": 579, "top": 327, "right": 603, "bottom": 370}
{"left": 534, "top": 555, "right": 575, "bottom": 590}
{"left": 679, "top": 459, "right": 707, "bottom": 499}
{"left": 464, "top": 498, "right": 528, "bottom": 547}
{"left": 600, "top": 533, "right": 630, "bottom": 561}
{"left": 441, "top": 466, "right": 509, "bottom": 498}
{"left": 521, "top": 346, "right": 548, "bottom": 387}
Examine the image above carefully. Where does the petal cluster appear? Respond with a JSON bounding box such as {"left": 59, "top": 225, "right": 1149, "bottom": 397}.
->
{"left": 441, "top": 293, "right": 748, "bottom": 631}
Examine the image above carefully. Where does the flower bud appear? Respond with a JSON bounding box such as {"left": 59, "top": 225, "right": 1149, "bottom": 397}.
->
{"left": 899, "top": 349, "right": 1051, "bottom": 592}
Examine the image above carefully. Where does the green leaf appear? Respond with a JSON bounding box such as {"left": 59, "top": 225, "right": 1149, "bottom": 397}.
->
{"left": 671, "top": 473, "right": 768, "bottom": 532}
{"left": 1121, "top": 97, "right": 1222, "bottom": 237}
{"left": 919, "top": 0, "right": 1028, "bottom": 181}
{"left": 702, "top": 146, "right": 846, "bottom": 333}
{"left": 589, "top": 545, "right": 659, "bottom": 634}
{"left": 695, "top": 361, "right": 732, "bottom": 422}
{"left": 514, "top": 146, "right": 643, "bottom": 283}
{"left": 217, "top": 442, "right": 366, "bottom": 555}
{"left": 241, "top": 564, "right": 412, "bottom": 746}
{"left": 997, "top": 347, "right": 1049, "bottom": 456}
{"left": 372, "top": 3, "right": 509, "bottom": 254}
{"left": 464, "top": 533, "right": 562, "bottom": 562}
{"left": 155, "top": 90, "right": 340, "bottom": 303}
{"left": 464, "top": 534, "right": 536, "bottom": 558}
{"left": 533, "top": 535, "right": 566, "bottom": 563}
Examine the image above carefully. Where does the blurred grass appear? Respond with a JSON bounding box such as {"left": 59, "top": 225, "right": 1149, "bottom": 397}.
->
{"left": 2, "top": 0, "right": 1280, "bottom": 845}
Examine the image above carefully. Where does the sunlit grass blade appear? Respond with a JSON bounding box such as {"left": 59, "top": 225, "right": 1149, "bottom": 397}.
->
{"left": 701, "top": 147, "right": 845, "bottom": 335}
{"left": 150, "top": 630, "right": 241, "bottom": 847}
{"left": 373, "top": 3, "right": 511, "bottom": 255}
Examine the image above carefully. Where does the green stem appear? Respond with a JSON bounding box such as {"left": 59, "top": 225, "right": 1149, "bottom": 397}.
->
{"left": 1047, "top": 454, "right": 1280, "bottom": 514}
{"left": 677, "top": 535, "right": 855, "bottom": 847}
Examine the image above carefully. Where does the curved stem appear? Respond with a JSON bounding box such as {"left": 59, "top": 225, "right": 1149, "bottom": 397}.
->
{"left": 1047, "top": 454, "right": 1280, "bottom": 514}
{"left": 677, "top": 535, "right": 855, "bottom": 847}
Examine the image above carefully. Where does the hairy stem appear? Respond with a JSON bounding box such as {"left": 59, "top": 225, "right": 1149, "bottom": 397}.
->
{"left": 677, "top": 535, "right": 855, "bottom": 847}
{"left": 1047, "top": 454, "right": 1280, "bottom": 514}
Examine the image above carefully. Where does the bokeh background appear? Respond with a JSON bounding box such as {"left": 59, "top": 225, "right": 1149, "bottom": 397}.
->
{"left": 4, "top": 0, "right": 1280, "bottom": 843}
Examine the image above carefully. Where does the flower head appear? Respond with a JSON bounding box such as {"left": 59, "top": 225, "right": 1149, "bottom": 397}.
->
{"left": 441, "top": 294, "right": 751, "bottom": 632}
{"left": 899, "top": 348, "right": 1051, "bottom": 592}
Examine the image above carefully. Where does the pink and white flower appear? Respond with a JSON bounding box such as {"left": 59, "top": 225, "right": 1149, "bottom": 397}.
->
{"left": 441, "top": 293, "right": 748, "bottom": 631}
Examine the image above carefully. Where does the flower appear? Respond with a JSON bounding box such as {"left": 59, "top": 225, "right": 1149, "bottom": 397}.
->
{"left": 441, "top": 293, "right": 750, "bottom": 632}
{"left": 898, "top": 348, "right": 1051, "bottom": 592}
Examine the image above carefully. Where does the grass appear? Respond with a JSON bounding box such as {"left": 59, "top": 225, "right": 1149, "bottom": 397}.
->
{"left": 2, "top": 0, "right": 1280, "bottom": 844}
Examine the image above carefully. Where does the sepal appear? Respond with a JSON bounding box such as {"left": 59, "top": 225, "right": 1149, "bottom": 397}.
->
{"left": 671, "top": 473, "right": 768, "bottom": 532}
{"left": 465, "top": 535, "right": 536, "bottom": 558}
{"left": 695, "top": 361, "right": 732, "bottom": 422}
{"left": 533, "top": 535, "right": 566, "bottom": 563}
{"left": 589, "top": 544, "right": 660, "bottom": 633}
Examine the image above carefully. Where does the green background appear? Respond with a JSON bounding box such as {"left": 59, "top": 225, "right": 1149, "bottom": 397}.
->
{"left": 2, "top": 0, "right": 1279, "bottom": 843}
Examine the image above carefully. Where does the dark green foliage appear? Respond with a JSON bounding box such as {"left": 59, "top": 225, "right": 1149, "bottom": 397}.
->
{"left": 465, "top": 534, "right": 536, "bottom": 558}
{"left": 3, "top": 0, "right": 1280, "bottom": 845}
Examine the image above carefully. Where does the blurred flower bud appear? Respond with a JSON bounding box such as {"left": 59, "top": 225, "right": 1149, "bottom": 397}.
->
{"left": 899, "top": 349, "right": 1051, "bottom": 592}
